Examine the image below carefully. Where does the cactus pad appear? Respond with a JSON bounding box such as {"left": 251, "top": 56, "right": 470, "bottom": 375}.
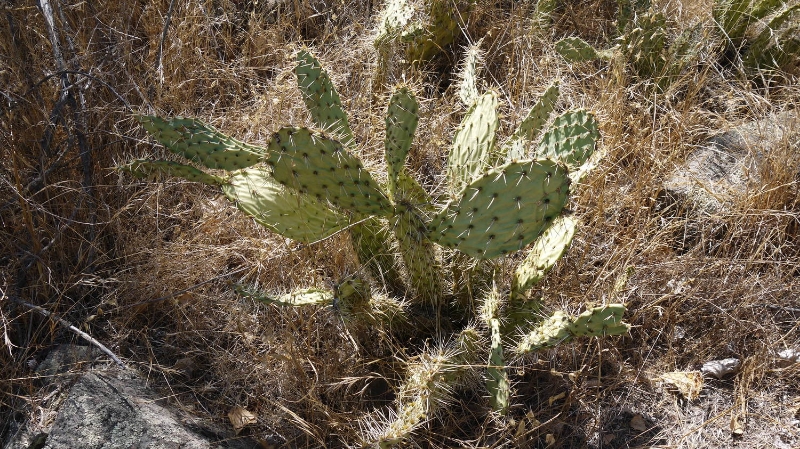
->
{"left": 516, "top": 305, "right": 629, "bottom": 353}
{"left": 119, "top": 159, "right": 224, "bottom": 185}
{"left": 265, "top": 127, "right": 392, "bottom": 217}
{"left": 223, "top": 167, "right": 349, "bottom": 243}
{"left": 296, "top": 50, "right": 356, "bottom": 148}
{"left": 385, "top": 87, "right": 419, "bottom": 197}
{"left": 430, "top": 159, "right": 570, "bottom": 260}
{"left": 457, "top": 42, "right": 484, "bottom": 107}
{"left": 503, "top": 81, "right": 560, "bottom": 162}
{"left": 447, "top": 92, "right": 500, "bottom": 195}
{"left": 620, "top": 12, "right": 667, "bottom": 78}
{"left": 535, "top": 109, "right": 599, "bottom": 171}
{"left": 137, "top": 116, "right": 265, "bottom": 170}
{"left": 555, "top": 37, "right": 606, "bottom": 62}
{"left": 235, "top": 284, "right": 334, "bottom": 307}
{"left": 511, "top": 215, "right": 577, "bottom": 298}
{"left": 482, "top": 288, "right": 509, "bottom": 415}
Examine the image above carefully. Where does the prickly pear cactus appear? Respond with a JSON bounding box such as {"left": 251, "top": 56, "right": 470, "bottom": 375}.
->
{"left": 126, "top": 47, "right": 629, "bottom": 448}
{"left": 296, "top": 50, "right": 356, "bottom": 147}
{"left": 446, "top": 91, "right": 500, "bottom": 194}
{"left": 511, "top": 215, "right": 578, "bottom": 300}
{"left": 503, "top": 81, "right": 560, "bottom": 163}
{"left": 121, "top": 159, "right": 224, "bottom": 186}
{"left": 555, "top": 37, "right": 612, "bottom": 63}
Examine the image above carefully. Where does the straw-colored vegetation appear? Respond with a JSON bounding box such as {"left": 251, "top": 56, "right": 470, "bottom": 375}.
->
{"left": 2, "top": 0, "right": 799, "bottom": 447}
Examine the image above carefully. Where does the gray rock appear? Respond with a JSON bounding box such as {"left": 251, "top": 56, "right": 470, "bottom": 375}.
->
{"left": 663, "top": 110, "right": 799, "bottom": 214}
{"left": 5, "top": 345, "right": 262, "bottom": 449}
{"left": 42, "top": 368, "right": 214, "bottom": 449}
{"left": 34, "top": 344, "right": 102, "bottom": 381}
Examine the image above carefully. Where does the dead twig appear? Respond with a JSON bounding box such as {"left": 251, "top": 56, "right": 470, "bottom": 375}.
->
{"left": 3, "top": 289, "right": 126, "bottom": 369}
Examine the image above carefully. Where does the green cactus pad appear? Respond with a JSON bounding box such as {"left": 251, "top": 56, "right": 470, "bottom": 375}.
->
{"left": 511, "top": 215, "right": 577, "bottom": 299}
{"left": 447, "top": 92, "right": 500, "bottom": 195}
{"left": 482, "top": 288, "right": 509, "bottom": 415}
{"left": 223, "top": 167, "right": 349, "bottom": 243}
{"left": 569, "top": 304, "right": 630, "bottom": 337}
{"left": 137, "top": 116, "right": 265, "bottom": 170}
{"left": 516, "top": 304, "right": 629, "bottom": 353}
{"left": 457, "top": 42, "right": 484, "bottom": 107}
{"left": 265, "top": 127, "right": 392, "bottom": 217}
{"left": 385, "top": 87, "right": 419, "bottom": 196}
{"left": 119, "top": 159, "right": 224, "bottom": 186}
{"left": 487, "top": 317, "right": 509, "bottom": 414}
{"left": 743, "top": 5, "right": 800, "bottom": 71}
{"left": 394, "top": 170, "right": 433, "bottom": 212}
{"left": 235, "top": 283, "right": 334, "bottom": 307}
{"left": 516, "top": 311, "right": 572, "bottom": 353}
{"left": 535, "top": 109, "right": 599, "bottom": 171}
{"left": 296, "top": 50, "right": 356, "bottom": 148}
{"left": 555, "top": 37, "right": 605, "bottom": 62}
{"left": 620, "top": 12, "right": 667, "bottom": 78}
{"left": 392, "top": 201, "right": 442, "bottom": 303}
{"left": 405, "top": 0, "right": 459, "bottom": 63}
{"left": 350, "top": 218, "right": 405, "bottom": 294}
{"left": 430, "top": 159, "right": 570, "bottom": 260}
{"left": 503, "top": 81, "right": 560, "bottom": 162}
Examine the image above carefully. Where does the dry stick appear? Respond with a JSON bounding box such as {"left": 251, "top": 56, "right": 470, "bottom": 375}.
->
{"left": 155, "top": 0, "right": 178, "bottom": 85}
{"left": 4, "top": 293, "right": 126, "bottom": 369}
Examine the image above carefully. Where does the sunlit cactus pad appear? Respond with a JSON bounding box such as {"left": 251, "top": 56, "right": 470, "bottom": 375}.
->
{"left": 429, "top": 159, "right": 570, "bottom": 259}
{"left": 536, "top": 109, "right": 599, "bottom": 170}
{"left": 295, "top": 50, "right": 355, "bottom": 147}
{"left": 265, "top": 127, "right": 392, "bottom": 217}
{"left": 223, "top": 167, "right": 349, "bottom": 243}
{"left": 136, "top": 115, "right": 265, "bottom": 170}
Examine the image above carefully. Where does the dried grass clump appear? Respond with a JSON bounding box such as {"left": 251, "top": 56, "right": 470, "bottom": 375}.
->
{"left": 2, "top": 0, "right": 799, "bottom": 447}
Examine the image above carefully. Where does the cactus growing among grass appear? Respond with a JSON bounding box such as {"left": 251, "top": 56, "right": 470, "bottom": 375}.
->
{"left": 713, "top": 0, "right": 800, "bottom": 76}
{"left": 123, "top": 48, "right": 629, "bottom": 446}
{"left": 555, "top": 10, "right": 703, "bottom": 92}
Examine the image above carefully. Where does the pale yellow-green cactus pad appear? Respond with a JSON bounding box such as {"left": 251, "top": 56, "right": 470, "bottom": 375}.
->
{"left": 223, "top": 167, "right": 349, "bottom": 244}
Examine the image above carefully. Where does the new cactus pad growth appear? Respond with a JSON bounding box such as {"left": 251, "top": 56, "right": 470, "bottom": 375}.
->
{"left": 516, "top": 305, "right": 630, "bottom": 354}
{"left": 447, "top": 91, "right": 500, "bottom": 194}
{"left": 121, "top": 159, "right": 224, "bottom": 186}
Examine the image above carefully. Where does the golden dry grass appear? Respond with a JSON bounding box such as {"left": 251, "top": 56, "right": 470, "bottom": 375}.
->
{"left": 2, "top": 0, "right": 800, "bottom": 447}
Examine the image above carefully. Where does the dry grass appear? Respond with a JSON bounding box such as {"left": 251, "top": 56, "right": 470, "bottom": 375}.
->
{"left": 2, "top": 0, "right": 800, "bottom": 447}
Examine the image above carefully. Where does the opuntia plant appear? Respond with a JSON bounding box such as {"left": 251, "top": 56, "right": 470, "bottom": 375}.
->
{"left": 122, "top": 48, "right": 629, "bottom": 446}
{"left": 713, "top": 0, "right": 800, "bottom": 77}
{"left": 555, "top": 10, "right": 703, "bottom": 93}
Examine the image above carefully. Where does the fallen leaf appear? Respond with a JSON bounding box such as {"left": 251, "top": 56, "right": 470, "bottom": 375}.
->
{"left": 659, "top": 371, "right": 703, "bottom": 401}
{"left": 545, "top": 433, "right": 556, "bottom": 446}
{"left": 629, "top": 414, "right": 648, "bottom": 431}
{"left": 228, "top": 406, "right": 257, "bottom": 434}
